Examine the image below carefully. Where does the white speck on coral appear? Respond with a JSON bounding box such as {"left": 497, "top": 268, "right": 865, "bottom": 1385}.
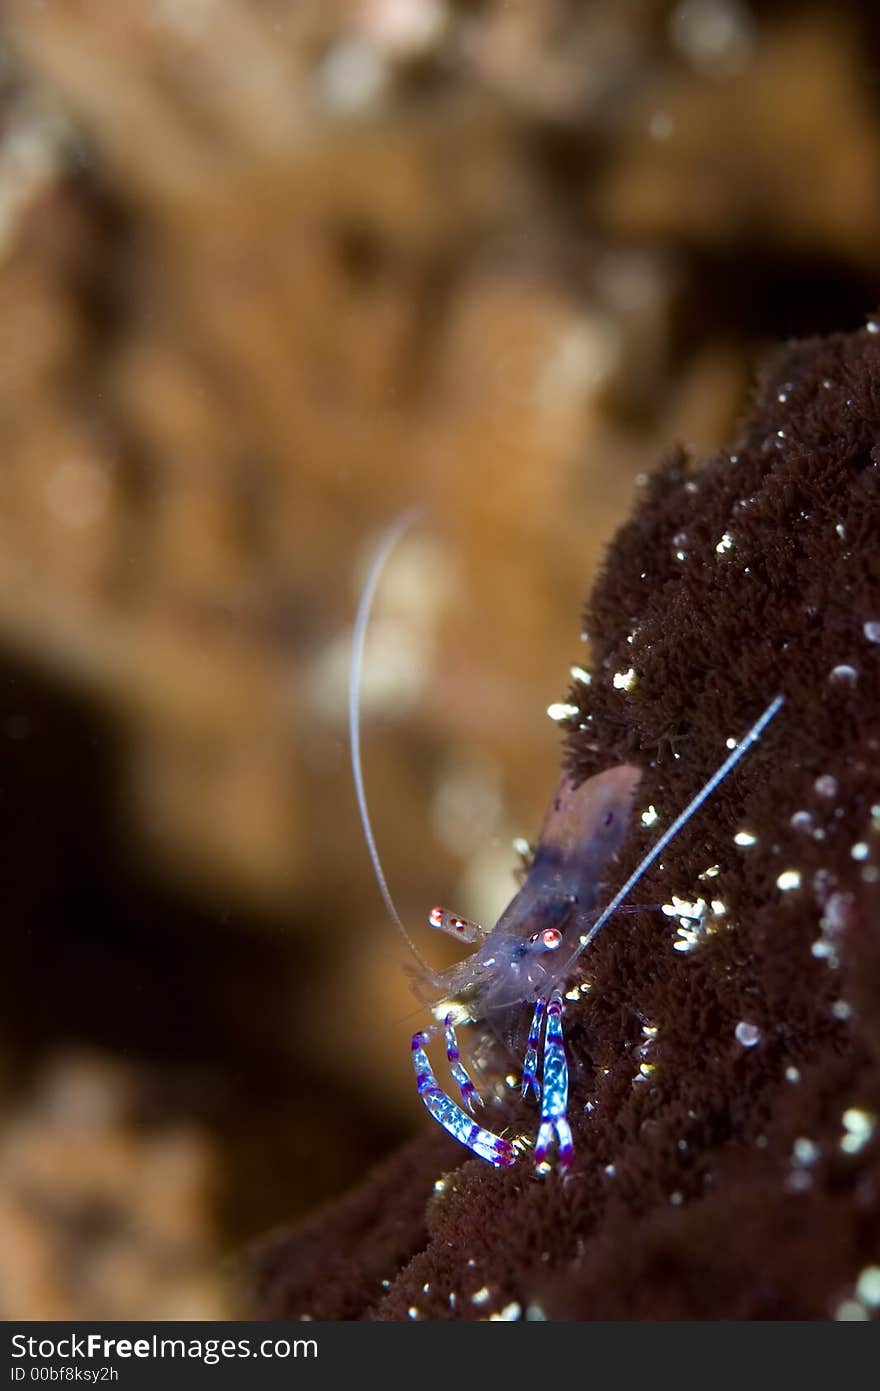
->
{"left": 641, "top": 804, "right": 659, "bottom": 827}
{"left": 662, "top": 895, "right": 707, "bottom": 919}
{"left": 786, "top": 1170, "right": 813, "bottom": 1195}
{"left": 699, "top": 864, "right": 720, "bottom": 879}
{"left": 715, "top": 532, "right": 734, "bottom": 554}
{"left": 604, "top": 1164, "right": 616, "bottom": 1176}
{"left": 867, "top": 318, "right": 880, "bottom": 334}
{"left": 856, "top": 1266, "right": 880, "bottom": 1307}
{"left": 851, "top": 842, "right": 870, "bottom": 861}
{"left": 814, "top": 774, "right": 838, "bottom": 798}
{"left": 570, "top": 665, "right": 592, "bottom": 685}
{"left": 841, "top": 1108, "right": 875, "bottom": 1155}
{"left": 612, "top": 668, "right": 637, "bottom": 692}
{"left": 822, "top": 893, "right": 850, "bottom": 935}
{"left": 832, "top": 1000, "right": 852, "bottom": 1020}
{"left": 776, "top": 869, "right": 801, "bottom": 891}
{"left": 835, "top": 1299, "right": 869, "bottom": 1320}
{"left": 666, "top": 895, "right": 716, "bottom": 952}
{"left": 725, "top": 737, "right": 737, "bottom": 749}
{"left": 471, "top": 1286, "right": 490, "bottom": 1305}
{"left": 829, "top": 664, "right": 858, "bottom": 685}
{"left": 734, "top": 830, "right": 757, "bottom": 846}
{"left": 434, "top": 1177, "right": 447, "bottom": 1193}
{"left": 785, "top": 1066, "right": 801, "bottom": 1083}
{"left": 864, "top": 620, "right": 880, "bottom": 643}
{"left": 489, "top": 1302, "right": 522, "bottom": 1322}
{"left": 710, "top": 899, "right": 726, "bottom": 917}
{"left": 408, "top": 1306, "right": 420, "bottom": 1319}
{"left": 525, "top": 1304, "right": 547, "bottom": 1320}
{"left": 735, "top": 1021, "right": 761, "bottom": 1047}
{"left": 547, "top": 702, "right": 579, "bottom": 721}
{"left": 790, "top": 810, "right": 812, "bottom": 832}
{"left": 792, "top": 1137, "right": 819, "bottom": 1166}
{"left": 512, "top": 836, "right": 530, "bottom": 857}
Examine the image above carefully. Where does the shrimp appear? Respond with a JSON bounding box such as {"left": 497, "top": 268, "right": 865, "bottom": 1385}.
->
{"left": 350, "top": 512, "right": 784, "bottom": 1172}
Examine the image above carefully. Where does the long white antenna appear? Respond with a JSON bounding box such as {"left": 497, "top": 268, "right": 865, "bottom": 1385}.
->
{"left": 562, "top": 693, "right": 785, "bottom": 976}
{"left": 349, "top": 508, "right": 430, "bottom": 971}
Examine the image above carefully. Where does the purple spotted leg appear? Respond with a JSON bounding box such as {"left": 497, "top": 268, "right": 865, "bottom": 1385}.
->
{"left": 533, "top": 990, "right": 573, "bottom": 1171}
{"left": 521, "top": 999, "right": 544, "bottom": 1100}
{"left": 444, "top": 1013, "right": 484, "bottom": 1111}
{"left": 411, "top": 1029, "right": 515, "bottom": 1168}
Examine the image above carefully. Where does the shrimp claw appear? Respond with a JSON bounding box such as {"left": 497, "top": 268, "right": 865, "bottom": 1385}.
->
{"left": 411, "top": 1029, "right": 515, "bottom": 1167}
{"left": 533, "top": 991, "right": 573, "bottom": 1171}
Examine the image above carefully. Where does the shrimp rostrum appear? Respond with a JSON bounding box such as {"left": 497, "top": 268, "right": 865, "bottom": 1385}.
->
{"left": 350, "top": 513, "right": 784, "bottom": 1173}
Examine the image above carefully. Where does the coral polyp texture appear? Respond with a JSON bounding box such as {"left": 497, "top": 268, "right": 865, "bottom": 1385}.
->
{"left": 248, "top": 318, "right": 880, "bottom": 1321}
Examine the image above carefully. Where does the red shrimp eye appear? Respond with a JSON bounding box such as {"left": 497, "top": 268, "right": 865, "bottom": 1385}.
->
{"left": 542, "top": 928, "right": 562, "bottom": 950}
{"left": 429, "top": 907, "right": 444, "bottom": 928}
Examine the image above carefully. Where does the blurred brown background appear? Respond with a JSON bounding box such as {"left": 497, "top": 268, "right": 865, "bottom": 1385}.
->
{"left": 2, "top": 0, "right": 880, "bottom": 1319}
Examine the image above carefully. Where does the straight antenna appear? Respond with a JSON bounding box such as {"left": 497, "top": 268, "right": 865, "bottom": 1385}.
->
{"left": 562, "top": 693, "right": 785, "bottom": 975}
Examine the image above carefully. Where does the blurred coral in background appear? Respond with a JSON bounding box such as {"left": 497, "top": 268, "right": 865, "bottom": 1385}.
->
{"left": 1, "top": 0, "right": 880, "bottom": 1317}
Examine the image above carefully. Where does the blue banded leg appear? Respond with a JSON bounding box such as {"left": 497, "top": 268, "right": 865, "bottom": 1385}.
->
{"left": 533, "top": 991, "right": 573, "bottom": 1171}
{"left": 411, "top": 1030, "right": 516, "bottom": 1168}
{"left": 521, "top": 999, "right": 544, "bottom": 1099}
{"left": 444, "top": 1013, "right": 484, "bottom": 1112}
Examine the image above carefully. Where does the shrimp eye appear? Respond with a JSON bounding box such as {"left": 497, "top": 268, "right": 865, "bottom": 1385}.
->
{"left": 429, "top": 907, "right": 444, "bottom": 929}
{"left": 527, "top": 928, "right": 562, "bottom": 951}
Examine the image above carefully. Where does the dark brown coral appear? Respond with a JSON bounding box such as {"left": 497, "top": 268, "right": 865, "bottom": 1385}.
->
{"left": 247, "top": 316, "right": 880, "bottom": 1321}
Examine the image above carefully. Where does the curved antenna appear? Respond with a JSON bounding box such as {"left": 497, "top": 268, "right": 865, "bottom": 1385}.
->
{"left": 561, "top": 693, "right": 785, "bottom": 977}
{"left": 349, "top": 508, "right": 431, "bottom": 972}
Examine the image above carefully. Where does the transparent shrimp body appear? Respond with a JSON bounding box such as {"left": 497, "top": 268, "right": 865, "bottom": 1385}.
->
{"left": 413, "top": 767, "right": 641, "bottom": 1170}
